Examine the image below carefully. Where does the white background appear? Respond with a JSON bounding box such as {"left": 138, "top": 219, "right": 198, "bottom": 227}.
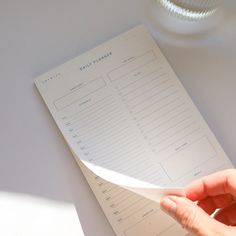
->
{"left": 0, "top": 0, "right": 236, "bottom": 235}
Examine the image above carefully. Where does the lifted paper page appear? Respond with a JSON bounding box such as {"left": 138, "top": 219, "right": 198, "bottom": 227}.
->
{"left": 75, "top": 156, "right": 188, "bottom": 236}
{"left": 35, "top": 25, "right": 233, "bottom": 200}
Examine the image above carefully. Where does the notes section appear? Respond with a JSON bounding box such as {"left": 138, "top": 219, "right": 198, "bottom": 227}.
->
{"left": 161, "top": 137, "right": 216, "bottom": 181}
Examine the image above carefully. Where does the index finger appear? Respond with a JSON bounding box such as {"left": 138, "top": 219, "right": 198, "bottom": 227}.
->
{"left": 185, "top": 169, "right": 236, "bottom": 201}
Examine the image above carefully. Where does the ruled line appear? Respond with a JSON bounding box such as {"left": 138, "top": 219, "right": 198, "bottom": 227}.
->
{"left": 139, "top": 102, "right": 186, "bottom": 129}
{"left": 125, "top": 79, "right": 170, "bottom": 103}
{"left": 132, "top": 90, "right": 178, "bottom": 115}
{"left": 129, "top": 85, "right": 176, "bottom": 109}
{"left": 148, "top": 116, "right": 193, "bottom": 141}
{"left": 66, "top": 95, "right": 113, "bottom": 121}
{"left": 118, "top": 69, "right": 163, "bottom": 90}
{"left": 70, "top": 107, "right": 121, "bottom": 129}
{"left": 137, "top": 97, "right": 182, "bottom": 122}
{"left": 77, "top": 121, "right": 129, "bottom": 142}
{"left": 151, "top": 122, "right": 198, "bottom": 147}
{"left": 120, "top": 73, "right": 167, "bottom": 97}
{"left": 143, "top": 109, "right": 190, "bottom": 135}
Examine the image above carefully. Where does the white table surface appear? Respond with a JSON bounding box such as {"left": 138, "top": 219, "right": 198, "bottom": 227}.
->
{"left": 1, "top": 1, "right": 236, "bottom": 235}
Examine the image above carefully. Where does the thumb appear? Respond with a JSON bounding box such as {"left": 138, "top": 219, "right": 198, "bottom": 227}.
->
{"left": 160, "top": 196, "right": 227, "bottom": 236}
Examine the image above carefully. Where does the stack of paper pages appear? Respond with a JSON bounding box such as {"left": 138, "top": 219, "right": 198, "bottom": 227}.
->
{"left": 35, "top": 25, "right": 233, "bottom": 236}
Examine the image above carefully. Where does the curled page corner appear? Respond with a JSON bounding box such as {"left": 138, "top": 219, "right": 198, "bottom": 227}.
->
{"left": 74, "top": 153, "right": 185, "bottom": 203}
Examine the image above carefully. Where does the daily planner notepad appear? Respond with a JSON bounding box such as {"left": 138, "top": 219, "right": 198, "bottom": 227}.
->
{"left": 35, "top": 25, "right": 233, "bottom": 236}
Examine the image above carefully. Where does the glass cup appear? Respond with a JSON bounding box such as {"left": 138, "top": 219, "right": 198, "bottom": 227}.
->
{"left": 157, "top": 0, "right": 223, "bottom": 20}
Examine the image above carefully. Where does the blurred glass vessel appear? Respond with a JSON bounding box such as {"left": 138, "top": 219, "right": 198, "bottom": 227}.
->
{"left": 158, "top": 0, "right": 223, "bottom": 20}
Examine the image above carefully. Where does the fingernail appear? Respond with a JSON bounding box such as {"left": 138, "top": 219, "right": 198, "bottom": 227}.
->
{"left": 160, "top": 197, "right": 177, "bottom": 217}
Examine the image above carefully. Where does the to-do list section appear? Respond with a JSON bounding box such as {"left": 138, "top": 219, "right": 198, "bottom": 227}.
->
{"left": 108, "top": 50, "right": 200, "bottom": 156}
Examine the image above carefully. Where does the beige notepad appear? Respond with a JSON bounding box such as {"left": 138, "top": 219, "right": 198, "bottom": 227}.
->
{"left": 35, "top": 25, "right": 233, "bottom": 236}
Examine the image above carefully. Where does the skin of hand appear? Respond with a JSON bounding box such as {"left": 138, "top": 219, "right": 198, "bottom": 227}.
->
{"left": 160, "top": 169, "right": 236, "bottom": 236}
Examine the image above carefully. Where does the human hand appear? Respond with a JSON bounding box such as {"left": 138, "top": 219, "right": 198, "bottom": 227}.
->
{"left": 160, "top": 169, "right": 236, "bottom": 236}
